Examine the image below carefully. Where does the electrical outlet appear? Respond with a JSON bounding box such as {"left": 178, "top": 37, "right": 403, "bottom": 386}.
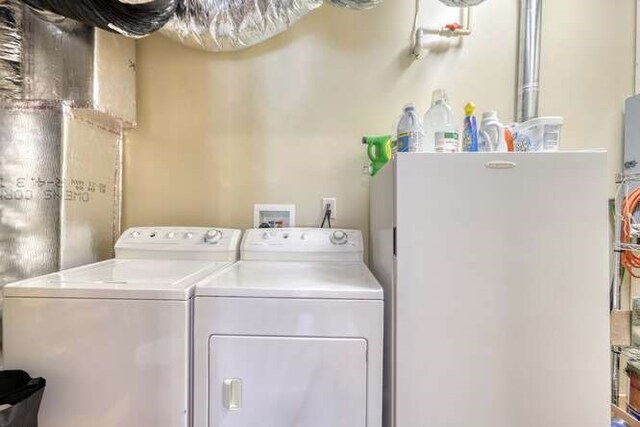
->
{"left": 322, "top": 198, "right": 337, "bottom": 220}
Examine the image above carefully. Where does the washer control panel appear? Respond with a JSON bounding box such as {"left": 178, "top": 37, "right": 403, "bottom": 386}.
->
{"left": 242, "top": 228, "right": 363, "bottom": 261}
{"left": 115, "top": 227, "right": 242, "bottom": 261}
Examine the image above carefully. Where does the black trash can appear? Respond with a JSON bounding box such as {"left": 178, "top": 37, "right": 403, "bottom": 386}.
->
{"left": 0, "top": 371, "right": 45, "bottom": 427}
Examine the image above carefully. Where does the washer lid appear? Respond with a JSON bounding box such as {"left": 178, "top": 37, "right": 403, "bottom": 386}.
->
{"left": 3, "top": 259, "right": 232, "bottom": 300}
{"left": 195, "top": 261, "right": 383, "bottom": 300}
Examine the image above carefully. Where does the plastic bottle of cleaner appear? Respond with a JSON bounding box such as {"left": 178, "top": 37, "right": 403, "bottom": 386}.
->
{"left": 362, "top": 135, "right": 392, "bottom": 176}
{"left": 478, "top": 111, "right": 508, "bottom": 152}
{"left": 397, "top": 103, "right": 424, "bottom": 153}
{"left": 424, "top": 89, "right": 458, "bottom": 153}
{"left": 462, "top": 102, "right": 479, "bottom": 152}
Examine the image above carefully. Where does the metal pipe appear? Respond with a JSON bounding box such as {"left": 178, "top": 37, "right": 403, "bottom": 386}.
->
{"left": 423, "top": 7, "right": 472, "bottom": 38}
{"left": 517, "top": 0, "right": 542, "bottom": 122}
{"left": 412, "top": 7, "right": 472, "bottom": 58}
{"left": 612, "top": 177, "right": 625, "bottom": 405}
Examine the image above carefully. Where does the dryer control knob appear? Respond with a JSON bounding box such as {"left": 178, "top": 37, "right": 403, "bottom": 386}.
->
{"left": 166, "top": 231, "right": 176, "bottom": 239}
{"left": 205, "top": 229, "right": 223, "bottom": 244}
{"left": 130, "top": 231, "right": 140, "bottom": 238}
{"left": 262, "top": 232, "right": 271, "bottom": 240}
{"left": 184, "top": 232, "right": 194, "bottom": 239}
{"left": 330, "top": 230, "right": 348, "bottom": 245}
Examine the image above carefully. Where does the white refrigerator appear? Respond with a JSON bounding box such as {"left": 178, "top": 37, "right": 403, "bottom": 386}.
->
{"left": 370, "top": 152, "right": 609, "bottom": 427}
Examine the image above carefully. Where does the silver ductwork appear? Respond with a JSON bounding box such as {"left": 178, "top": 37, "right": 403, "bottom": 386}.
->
{"left": 517, "top": 0, "right": 542, "bottom": 123}
{"left": 0, "top": 0, "right": 137, "bottom": 126}
{"left": 160, "top": 0, "right": 323, "bottom": 52}
{"left": 0, "top": 102, "right": 123, "bottom": 287}
{"left": 328, "top": 0, "right": 382, "bottom": 9}
{"left": 437, "top": 0, "right": 486, "bottom": 6}
{"left": 19, "top": 0, "right": 178, "bottom": 38}
{"left": 161, "top": 0, "right": 384, "bottom": 52}
{"left": 0, "top": 2, "right": 93, "bottom": 102}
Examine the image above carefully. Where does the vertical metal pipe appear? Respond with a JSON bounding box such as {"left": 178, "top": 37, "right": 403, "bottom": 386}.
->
{"left": 612, "top": 179, "right": 624, "bottom": 405}
{"left": 517, "top": 0, "right": 542, "bottom": 122}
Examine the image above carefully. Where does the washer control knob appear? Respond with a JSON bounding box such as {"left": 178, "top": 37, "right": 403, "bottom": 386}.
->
{"left": 167, "top": 231, "right": 176, "bottom": 239}
{"left": 184, "top": 232, "right": 194, "bottom": 239}
{"left": 130, "top": 231, "right": 140, "bottom": 238}
{"left": 301, "top": 233, "right": 308, "bottom": 240}
{"left": 262, "top": 232, "right": 271, "bottom": 240}
{"left": 205, "top": 229, "right": 223, "bottom": 244}
{"left": 330, "top": 230, "right": 348, "bottom": 245}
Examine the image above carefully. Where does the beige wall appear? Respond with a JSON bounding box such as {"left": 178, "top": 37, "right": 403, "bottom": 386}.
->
{"left": 123, "top": 0, "right": 635, "bottom": 233}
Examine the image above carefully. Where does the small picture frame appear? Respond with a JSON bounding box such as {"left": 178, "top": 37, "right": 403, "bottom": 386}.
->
{"left": 253, "top": 204, "right": 296, "bottom": 229}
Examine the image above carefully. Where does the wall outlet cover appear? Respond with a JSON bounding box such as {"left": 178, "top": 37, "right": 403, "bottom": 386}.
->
{"left": 322, "top": 198, "right": 336, "bottom": 220}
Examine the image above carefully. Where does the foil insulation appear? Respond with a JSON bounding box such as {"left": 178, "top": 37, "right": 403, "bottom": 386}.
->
{"left": 0, "top": 0, "right": 22, "bottom": 98}
{"left": 160, "top": 0, "right": 323, "bottom": 52}
{"left": 0, "top": 3, "right": 136, "bottom": 126}
{"left": 327, "top": 0, "right": 383, "bottom": 10}
{"left": 19, "top": 0, "right": 178, "bottom": 38}
{"left": 437, "top": 0, "right": 487, "bottom": 6}
{"left": 0, "top": 101, "right": 122, "bottom": 288}
{"left": 22, "top": 8, "right": 94, "bottom": 101}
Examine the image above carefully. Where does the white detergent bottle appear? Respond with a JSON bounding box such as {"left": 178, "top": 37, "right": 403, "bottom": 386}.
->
{"left": 424, "top": 89, "right": 458, "bottom": 153}
{"left": 479, "top": 111, "right": 508, "bottom": 152}
{"left": 396, "top": 103, "right": 424, "bottom": 153}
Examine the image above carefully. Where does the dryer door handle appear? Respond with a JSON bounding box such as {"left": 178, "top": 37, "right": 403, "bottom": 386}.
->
{"left": 223, "top": 378, "right": 242, "bottom": 410}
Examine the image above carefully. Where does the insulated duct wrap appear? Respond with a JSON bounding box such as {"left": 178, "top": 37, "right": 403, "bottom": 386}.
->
{"left": 0, "top": 102, "right": 122, "bottom": 287}
{"left": 18, "top": 0, "right": 178, "bottom": 37}
{"left": 0, "top": 1, "right": 93, "bottom": 101}
{"left": 0, "top": 1, "right": 23, "bottom": 99}
{"left": 160, "top": 0, "right": 323, "bottom": 51}
{"left": 327, "top": 0, "right": 382, "bottom": 10}
{"left": 0, "top": 3, "right": 137, "bottom": 125}
{"left": 437, "top": 0, "right": 487, "bottom": 6}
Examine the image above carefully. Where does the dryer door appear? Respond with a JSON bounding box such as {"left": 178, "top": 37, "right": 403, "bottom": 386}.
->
{"left": 208, "top": 335, "right": 367, "bottom": 427}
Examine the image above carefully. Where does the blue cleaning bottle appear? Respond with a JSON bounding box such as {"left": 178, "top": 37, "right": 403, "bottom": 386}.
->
{"left": 462, "top": 102, "right": 479, "bottom": 152}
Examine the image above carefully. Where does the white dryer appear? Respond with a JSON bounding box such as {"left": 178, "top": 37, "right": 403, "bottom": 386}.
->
{"left": 193, "top": 228, "right": 383, "bottom": 427}
{"left": 3, "top": 227, "right": 241, "bottom": 427}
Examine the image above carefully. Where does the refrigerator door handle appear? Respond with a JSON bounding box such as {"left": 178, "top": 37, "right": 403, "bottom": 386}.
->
{"left": 393, "top": 226, "right": 397, "bottom": 256}
{"left": 484, "top": 160, "right": 517, "bottom": 169}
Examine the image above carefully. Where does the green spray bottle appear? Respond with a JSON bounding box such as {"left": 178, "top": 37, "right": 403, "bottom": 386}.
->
{"left": 362, "top": 135, "right": 393, "bottom": 176}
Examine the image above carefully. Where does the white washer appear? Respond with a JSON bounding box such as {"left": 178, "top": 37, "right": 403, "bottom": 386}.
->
{"left": 193, "top": 228, "right": 383, "bottom": 427}
{"left": 3, "top": 226, "right": 242, "bottom": 427}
